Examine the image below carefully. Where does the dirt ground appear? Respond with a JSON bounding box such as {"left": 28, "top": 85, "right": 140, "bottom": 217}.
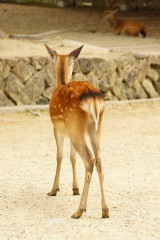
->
{"left": 0, "top": 100, "right": 160, "bottom": 240}
{"left": 0, "top": 3, "right": 160, "bottom": 59}
{"left": 0, "top": 3, "right": 160, "bottom": 240}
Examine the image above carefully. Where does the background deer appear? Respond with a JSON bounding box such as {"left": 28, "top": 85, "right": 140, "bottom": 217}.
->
{"left": 45, "top": 44, "right": 109, "bottom": 219}
{"left": 102, "top": 8, "right": 147, "bottom": 37}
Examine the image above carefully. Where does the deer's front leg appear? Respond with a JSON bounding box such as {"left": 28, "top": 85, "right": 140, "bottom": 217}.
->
{"left": 48, "top": 128, "right": 64, "bottom": 196}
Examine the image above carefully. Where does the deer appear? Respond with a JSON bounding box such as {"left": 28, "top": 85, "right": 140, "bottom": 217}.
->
{"left": 101, "top": 8, "right": 147, "bottom": 37}
{"left": 45, "top": 44, "right": 109, "bottom": 219}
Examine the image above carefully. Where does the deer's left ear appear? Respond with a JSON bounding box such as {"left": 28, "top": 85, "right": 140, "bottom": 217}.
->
{"left": 45, "top": 44, "right": 57, "bottom": 61}
{"left": 69, "top": 45, "right": 84, "bottom": 60}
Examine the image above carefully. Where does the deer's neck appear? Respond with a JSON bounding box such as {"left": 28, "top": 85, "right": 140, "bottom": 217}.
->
{"left": 56, "top": 57, "right": 72, "bottom": 86}
{"left": 108, "top": 14, "right": 121, "bottom": 28}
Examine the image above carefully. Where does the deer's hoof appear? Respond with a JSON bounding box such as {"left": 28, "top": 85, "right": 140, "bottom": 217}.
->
{"left": 71, "top": 208, "right": 86, "bottom": 219}
{"left": 102, "top": 208, "right": 110, "bottom": 218}
{"left": 73, "top": 188, "right": 80, "bottom": 195}
{"left": 47, "top": 189, "right": 59, "bottom": 196}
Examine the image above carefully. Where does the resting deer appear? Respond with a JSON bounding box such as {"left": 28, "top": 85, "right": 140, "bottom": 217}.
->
{"left": 102, "top": 8, "right": 147, "bottom": 37}
{"left": 45, "top": 44, "right": 109, "bottom": 219}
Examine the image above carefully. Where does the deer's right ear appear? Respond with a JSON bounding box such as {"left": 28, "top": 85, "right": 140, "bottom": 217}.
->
{"left": 45, "top": 44, "right": 57, "bottom": 61}
{"left": 69, "top": 45, "right": 84, "bottom": 60}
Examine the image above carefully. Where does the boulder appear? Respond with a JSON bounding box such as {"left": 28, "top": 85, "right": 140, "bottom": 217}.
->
{"left": 43, "top": 87, "right": 54, "bottom": 100}
{"left": 44, "top": 62, "right": 55, "bottom": 87}
{"left": 0, "top": 91, "right": 15, "bottom": 106}
{"left": 6, "top": 58, "right": 18, "bottom": 68}
{"left": 132, "top": 79, "right": 147, "bottom": 99}
{"left": 1, "top": 64, "right": 10, "bottom": 79}
{"left": 36, "top": 97, "right": 49, "bottom": 105}
{"left": 78, "top": 58, "right": 93, "bottom": 74}
{"left": 73, "top": 60, "right": 80, "bottom": 73}
{"left": 13, "top": 58, "right": 34, "bottom": 83}
{"left": 5, "top": 73, "right": 29, "bottom": 105}
{"left": 86, "top": 71, "right": 99, "bottom": 88}
{"left": 72, "top": 72, "right": 86, "bottom": 82}
{"left": 31, "top": 57, "right": 46, "bottom": 70}
{"left": 146, "top": 68, "right": 159, "bottom": 82}
{"left": 0, "top": 77, "right": 5, "bottom": 91}
{"left": 142, "top": 79, "right": 159, "bottom": 98}
{"left": 24, "top": 69, "right": 45, "bottom": 102}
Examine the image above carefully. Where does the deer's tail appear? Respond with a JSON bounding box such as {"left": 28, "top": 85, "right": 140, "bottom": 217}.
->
{"left": 139, "top": 29, "right": 147, "bottom": 38}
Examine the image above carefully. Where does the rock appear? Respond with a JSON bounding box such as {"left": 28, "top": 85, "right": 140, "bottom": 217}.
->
{"left": 78, "top": 58, "right": 93, "bottom": 74}
{"left": 1, "top": 64, "right": 10, "bottom": 79}
{"left": 142, "top": 79, "right": 159, "bottom": 98}
{"left": 5, "top": 73, "right": 29, "bottom": 105}
{"left": 132, "top": 79, "right": 147, "bottom": 99}
{"left": 0, "top": 91, "right": 15, "bottom": 106}
{"left": 44, "top": 62, "right": 55, "bottom": 87}
{"left": 43, "top": 87, "right": 54, "bottom": 100}
{"left": 13, "top": 58, "right": 34, "bottom": 83}
{"left": 122, "top": 82, "right": 137, "bottom": 99}
{"left": 99, "top": 79, "right": 109, "bottom": 93}
{"left": 0, "top": 61, "right": 4, "bottom": 74}
{"left": 99, "top": 72, "right": 116, "bottom": 93}
{"left": 31, "top": 57, "right": 46, "bottom": 70}
{"left": 36, "top": 97, "right": 49, "bottom": 105}
{"left": 112, "top": 84, "right": 122, "bottom": 100}
{"left": 72, "top": 72, "right": 86, "bottom": 82}
{"left": 154, "top": 81, "right": 160, "bottom": 95}
{"left": 136, "top": 59, "right": 149, "bottom": 83}
{"left": 148, "top": 56, "right": 160, "bottom": 66}
{"left": 146, "top": 68, "right": 159, "bottom": 82}
{"left": 99, "top": 61, "right": 117, "bottom": 74}
{"left": 86, "top": 72, "right": 99, "bottom": 88}
{"left": 73, "top": 60, "right": 80, "bottom": 73}
{"left": 104, "top": 90, "right": 118, "bottom": 101}
{"left": 6, "top": 58, "right": 18, "bottom": 68}
{"left": 24, "top": 69, "right": 45, "bottom": 102}
{"left": 0, "top": 77, "right": 5, "bottom": 91}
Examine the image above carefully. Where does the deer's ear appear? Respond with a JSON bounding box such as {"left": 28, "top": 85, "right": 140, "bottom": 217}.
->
{"left": 45, "top": 44, "right": 57, "bottom": 61}
{"left": 69, "top": 45, "right": 83, "bottom": 60}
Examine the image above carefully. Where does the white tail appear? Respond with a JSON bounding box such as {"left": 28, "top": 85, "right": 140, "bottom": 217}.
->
{"left": 45, "top": 44, "right": 109, "bottom": 219}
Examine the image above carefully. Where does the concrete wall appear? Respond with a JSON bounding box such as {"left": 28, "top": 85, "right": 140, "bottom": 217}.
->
{"left": 0, "top": 53, "right": 160, "bottom": 106}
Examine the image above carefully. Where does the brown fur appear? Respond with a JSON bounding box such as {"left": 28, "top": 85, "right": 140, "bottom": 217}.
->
{"left": 45, "top": 44, "right": 109, "bottom": 219}
{"left": 102, "top": 9, "right": 146, "bottom": 37}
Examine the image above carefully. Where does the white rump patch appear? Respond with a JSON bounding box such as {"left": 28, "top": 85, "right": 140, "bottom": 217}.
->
{"left": 80, "top": 99, "right": 104, "bottom": 131}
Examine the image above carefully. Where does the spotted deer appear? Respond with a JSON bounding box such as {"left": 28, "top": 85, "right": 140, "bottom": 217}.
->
{"left": 45, "top": 44, "right": 109, "bottom": 219}
{"left": 102, "top": 8, "right": 147, "bottom": 37}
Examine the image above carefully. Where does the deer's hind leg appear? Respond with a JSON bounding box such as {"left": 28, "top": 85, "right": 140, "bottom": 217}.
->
{"left": 88, "top": 115, "right": 109, "bottom": 218}
{"left": 70, "top": 142, "right": 80, "bottom": 195}
{"left": 67, "top": 119, "right": 94, "bottom": 218}
{"left": 71, "top": 138, "right": 94, "bottom": 219}
{"left": 48, "top": 128, "right": 64, "bottom": 196}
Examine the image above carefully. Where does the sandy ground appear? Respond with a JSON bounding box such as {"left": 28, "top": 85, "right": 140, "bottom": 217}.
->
{"left": 0, "top": 100, "right": 160, "bottom": 240}
{"left": 0, "top": 3, "right": 160, "bottom": 240}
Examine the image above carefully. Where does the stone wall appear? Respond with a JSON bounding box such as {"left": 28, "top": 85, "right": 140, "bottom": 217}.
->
{"left": 0, "top": 54, "right": 160, "bottom": 106}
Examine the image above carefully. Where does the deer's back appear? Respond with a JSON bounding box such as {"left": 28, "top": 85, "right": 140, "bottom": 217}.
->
{"left": 115, "top": 19, "right": 146, "bottom": 35}
{"left": 49, "top": 81, "right": 105, "bottom": 135}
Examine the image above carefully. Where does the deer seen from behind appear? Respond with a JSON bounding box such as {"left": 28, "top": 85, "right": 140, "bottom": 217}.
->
{"left": 102, "top": 7, "right": 147, "bottom": 37}
{"left": 45, "top": 44, "right": 109, "bottom": 219}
